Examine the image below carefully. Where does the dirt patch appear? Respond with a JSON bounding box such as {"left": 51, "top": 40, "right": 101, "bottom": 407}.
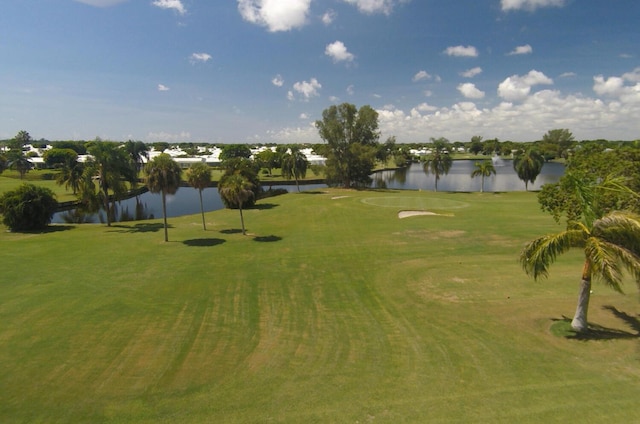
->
{"left": 331, "top": 196, "right": 350, "bottom": 200}
{"left": 398, "top": 210, "right": 453, "bottom": 219}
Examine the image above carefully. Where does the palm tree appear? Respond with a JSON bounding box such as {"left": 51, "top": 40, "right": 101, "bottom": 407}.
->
{"left": 124, "top": 140, "right": 149, "bottom": 179}
{"left": 470, "top": 160, "right": 496, "bottom": 193}
{"left": 186, "top": 162, "right": 212, "bottom": 230}
{"left": 281, "top": 147, "right": 309, "bottom": 192}
{"left": 56, "top": 159, "right": 84, "bottom": 195}
{"left": 513, "top": 148, "right": 544, "bottom": 191}
{"left": 85, "top": 142, "right": 133, "bottom": 226}
{"left": 145, "top": 154, "right": 182, "bottom": 242}
{"left": 422, "top": 145, "right": 452, "bottom": 192}
{"left": 520, "top": 178, "right": 640, "bottom": 332}
{"left": 218, "top": 173, "right": 254, "bottom": 235}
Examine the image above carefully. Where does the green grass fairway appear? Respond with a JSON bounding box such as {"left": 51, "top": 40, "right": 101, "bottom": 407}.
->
{"left": 1, "top": 189, "right": 639, "bottom": 423}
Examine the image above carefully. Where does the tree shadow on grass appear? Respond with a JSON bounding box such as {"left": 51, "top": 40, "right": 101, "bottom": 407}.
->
{"left": 253, "top": 203, "right": 278, "bottom": 210}
{"left": 16, "top": 225, "right": 76, "bottom": 234}
{"left": 253, "top": 235, "right": 282, "bottom": 243}
{"left": 109, "top": 223, "right": 167, "bottom": 233}
{"left": 220, "top": 229, "right": 243, "bottom": 235}
{"left": 551, "top": 306, "right": 640, "bottom": 341}
{"left": 183, "top": 238, "right": 226, "bottom": 247}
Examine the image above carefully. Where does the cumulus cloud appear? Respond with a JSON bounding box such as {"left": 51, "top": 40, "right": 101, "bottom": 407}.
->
{"left": 238, "top": 0, "right": 311, "bottom": 32}
{"left": 322, "top": 9, "right": 336, "bottom": 25}
{"left": 189, "top": 53, "right": 212, "bottom": 64}
{"left": 325, "top": 41, "right": 355, "bottom": 63}
{"left": 412, "top": 70, "right": 432, "bottom": 82}
{"left": 342, "top": 0, "right": 408, "bottom": 15}
{"left": 498, "top": 70, "right": 553, "bottom": 101}
{"left": 290, "top": 78, "right": 321, "bottom": 101}
{"left": 152, "top": 0, "right": 186, "bottom": 15}
{"left": 444, "top": 45, "right": 478, "bottom": 58}
{"left": 271, "top": 74, "right": 284, "bottom": 87}
{"left": 157, "top": 84, "right": 170, "bottom": 91}
{"left": 501, "top": 0, "right": 565, "bottom": 11}
{"left": 593, "top": 69, "right": 640, "bottom": 103}
{"left": 461, "top": 67, "right": 482, "bottom": 78}
{"left": 458, "top": 83, "right": 485, "bottom": 99}
{"left": 508, "top": 44, "right": 532, "bottom": 55}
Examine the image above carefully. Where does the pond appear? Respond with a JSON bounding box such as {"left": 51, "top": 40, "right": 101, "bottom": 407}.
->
{"left": 53, "top": 159, "right": 564, "bottom": 223}
{"left": 372, "top": 159, "right": 564, "bottom": 192}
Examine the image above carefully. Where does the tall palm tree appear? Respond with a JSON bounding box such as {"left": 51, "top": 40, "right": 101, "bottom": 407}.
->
{"left": 520, "top": 177, "right": 640, "bottom": 332}
{"left": 513, "top": 148, "right": 544, "bottom": 191}
{"left": 56, "top": 159, "right": 84, "bottom": 195}
{"left": 218, "top": 173, "right": 254, "bottom": 236}
{"left": 186, "top": 162, "right": 212, "bottom": 230}
{"left": 281, "top": 147, "right": 309, "bottom": 192}
{"left": 145, "top": 154, "right": 182, "bottom": 242}
{"left": 85, "top": 142, "right": 133, "bottom": 226}
{"left": 124, "top": 140, "right": 149, "bottom": 179}
{"left": 422, "top": 146, "right": 452, "bottom": 192}
{"left": 470, "top": 160, "right": 496, "bottom": 193}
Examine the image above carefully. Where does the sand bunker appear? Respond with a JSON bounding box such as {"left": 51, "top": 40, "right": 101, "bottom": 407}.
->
{"left": 331, "top": 196, "right": 350, "bottom": 200}
{"left": 398, "top": 210, "right": 439, "bottom": 219}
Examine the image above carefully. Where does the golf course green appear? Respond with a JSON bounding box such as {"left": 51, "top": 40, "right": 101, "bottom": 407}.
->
{"left": 1, "top": 188, "right": 639, "bottom": 423}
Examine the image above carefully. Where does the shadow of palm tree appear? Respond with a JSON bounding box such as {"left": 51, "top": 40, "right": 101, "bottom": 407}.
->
{"left": 183, "top": 238, "right": 226, "bottom": 247}
{"left": 551, "top": 308, "right": 640, "bottom": 341}
{"left": 220, "top": 229, "right": 243, "bottom": 234}
{"left": 253, "top": 235, "right": 282, "bottom": 242}
{"left": 253, "top": 203, "right": 277, "bottom": 210}
{"left": 32, "top": 225, "right": 76, "bottom": 233}
{"left": 110, "top": 223, "right": 167, "bottom": 233}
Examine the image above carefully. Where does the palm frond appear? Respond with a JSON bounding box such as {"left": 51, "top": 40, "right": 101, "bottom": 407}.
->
{"left": 519, "top": 229, "right": 585, "bottom": 280}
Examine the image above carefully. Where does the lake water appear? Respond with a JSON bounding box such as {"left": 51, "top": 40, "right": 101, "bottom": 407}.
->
{"left": 53, "top": 160, "right": 563, "bottom": 223}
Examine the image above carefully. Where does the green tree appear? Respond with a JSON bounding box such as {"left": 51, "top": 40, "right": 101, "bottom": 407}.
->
{"left": 542, "top": 128, "right": 575, "bottom": 159}
{"left": 520, "top": 176, "right": 640, "bottom": 332}
{"left": 470, "top": 160, "right": 496, "bottom": 193}
{"left": 85, "top": 142, "right": 135, "bottom": 226}
{"left": 186, "top": 162, "right": 212, "bottom": 230}
{"left": 422, "top": 139, "right": 452, "bottom": 192}
{"left": 255, "top": 149, "right": 279, "bottom": 177}
{"left": 218, "top": 173, "right": 254, "bottom": 235}
{"left": 281, "top": 147, "right": 309, "bottom": 192}
{"left": 145, "top": 154, "right": 182, "bottom": 242}
{"left": 124, "top": 140, "right": 149, "bottom": 176}
{"left": 219, "top": 158, "right": 261, "bottom": 208}
{"left": 315, "top": 103, "right": 380, "bottom": 188}
{"left": 513, "top": 148, "right": 544, "bottom": 191}
{"left": 152, "top": 142, "right": 170, "bottom": 153}
{"left": 7, "top": 150, "right": 33, "bottom": 179}
{"left": 0, "top": 183, "right": 58, "bottom": 231}
{"left": 220, "top": 144, "right": 252, "bottom": 161}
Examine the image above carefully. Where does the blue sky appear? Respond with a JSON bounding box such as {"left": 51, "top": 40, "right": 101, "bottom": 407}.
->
{"left": 1, "top": 0, "right": 638, "bottom": 144}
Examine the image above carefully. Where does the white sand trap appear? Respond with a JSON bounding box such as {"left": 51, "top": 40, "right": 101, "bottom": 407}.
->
{"left": 332, "top": 196, "right": 350, "bottom": 200}
{"left": 398, "top": 210, "right": 440, "bottom": 219}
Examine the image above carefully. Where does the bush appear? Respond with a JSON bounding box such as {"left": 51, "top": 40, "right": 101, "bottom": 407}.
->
{"left": 0, "top": 184, "right": 58, "bottom": 231}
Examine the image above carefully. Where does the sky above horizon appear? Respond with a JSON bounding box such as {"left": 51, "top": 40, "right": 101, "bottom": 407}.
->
{"left": 1, "top": 0, "right": 639, "bottom": 144}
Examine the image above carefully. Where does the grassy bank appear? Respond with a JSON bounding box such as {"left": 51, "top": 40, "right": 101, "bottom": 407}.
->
{"left": 1, "top": 189, "right": 638, "bottom": 422}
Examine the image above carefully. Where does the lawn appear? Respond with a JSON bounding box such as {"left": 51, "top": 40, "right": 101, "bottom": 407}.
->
{"left": 1, "top": 188, "right": 638, "bottom": 423}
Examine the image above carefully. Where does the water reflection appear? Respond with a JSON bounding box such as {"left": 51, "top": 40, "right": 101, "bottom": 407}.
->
{"left": 373, "top": 160, "right": 564, "bottom": 192}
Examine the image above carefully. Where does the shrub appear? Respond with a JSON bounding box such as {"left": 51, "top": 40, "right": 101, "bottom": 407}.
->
{"left": 0, "top": 184, "right": 58, "bottom": 231}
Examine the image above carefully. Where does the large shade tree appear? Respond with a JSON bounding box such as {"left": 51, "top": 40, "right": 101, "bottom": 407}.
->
{"left": 281, "top": 146, "right": 309, "bottom": 192}
{"left": 470, "top": 160, "right": 496, "bottom": 193}
{"left": 145, "top": 153, "right": 182, "bottom": 242}
{"left": 186, "top": 162, "right": 212, "bottom": 230}
{"left": 520, "top": 175, "right": 640, "bottom": 332}
{"left": 513, "top": 148, "right": 544, "bottom": 191}
{"left": 422, "top": 138, "right": 452, "bottom": 192}
{"left": 315, "top": 103, "right": 381, "bottom": 188}
{"left": 218, "top": 173, "right": 254, "bottom": 235}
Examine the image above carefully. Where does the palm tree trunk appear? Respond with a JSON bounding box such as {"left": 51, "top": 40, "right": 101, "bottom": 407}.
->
{"left": 161, "top": 190, "right": 169, "bottom": 242}
{"left": 102, "top": 185, "right": 111, "bottom": 227}
{"left": 571, "top": 261, "right": 592, "bottom": 332}
{"left": 198, "top": 189, "right": 206, "bottom": 230}
{"left": 239, "top": 205, "right": 246, "bottom": 235}
{"left": 481, "top": 175, "right": 485, "bottom": 193}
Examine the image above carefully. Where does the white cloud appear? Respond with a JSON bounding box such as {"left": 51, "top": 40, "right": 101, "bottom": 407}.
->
{"left": 458, "top": 83, "right": 485, "bottom": 99}
{"left": 412, "top": 70, "right": 431, "bottom": 82}
{"left": 508, "top": 44, "right": 532, "bottom": 55}
{"left": 498, "top": 70, "right": 553, "bottom": 101}
{"left": 189, "top": 53, "right": 212, "bottom": 64}
{"left": 461, "top": 67, "right": 482, "bottom": 78}
{"left": 322, "top": 9, "right": 336, "bottom": 25}
{"left": 238, "top": 0, "right": 311, "bottom": 32}
{"left": 329, "top": 95, "right": 340, "bottom": 102}
{"left": 157, "top": 84, "right": 170, "bottom": 91}
{"left": 346, "top": 85, "right": 355, "bottom": 95}
{"left": 290, "top": 78, "right": 321, "bottom": 101}
{"left": 73, "top": 0, "right": 128, "bottom": 6}
{"left": 299, "top": 113, "right": 309, "bottom": 119}
{"left": 271, "top": 74, "right": 284, "bottom": 87}
{"left": 559, "top": 72, "right": 576, "bottom": 78}
{"left": 342, "top": 0, "right": 408, "bottom": 15}
{"left": 325, "top": 41, "right": 355, "bottom": 63}
{"left": 444, "top": 45, "right": 478, "bottom": 58}
{"left": 593, "top": 70, "right": 640, "bottom": 103}
{"left": 501, "top": 0, "right": 565, "bottom": 11}
{"left": 152, "top": 0, "right": 186, "bottom": 15}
